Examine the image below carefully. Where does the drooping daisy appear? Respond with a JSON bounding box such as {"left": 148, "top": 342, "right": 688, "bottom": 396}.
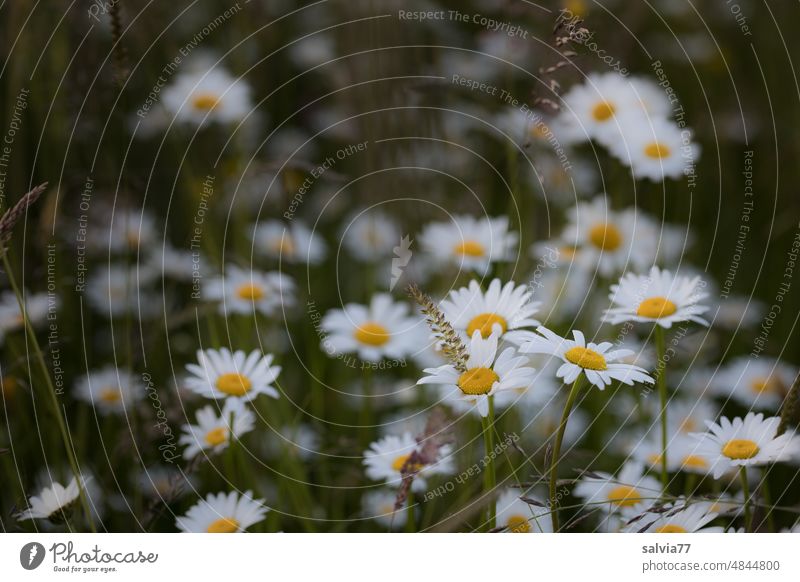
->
{"left": 98, "top": 208, "right": 157, "bottom": 253}
{"left": 203, "top": 264, "right": 295, "bottom": 317}
{"left": 251, "top": 220, "right": 327, "bottom": 265}
{"left": 418, "top": 214, "right": 517, "bottom": 274}
{"left": 625, "top": 502, "right": 723, "bottom": 533}
{"left": 176, "top": 490, "right": 268, "bottom": 533}
{"left": 184, "top": 348, "right": 281, "bottom": 403}
{"left": 671, "top": 435, "right": 717, "bottom": 475}
{"left": 712, "top": 357, "right": 796, "bottom": 411}
{"left": 604, "top": 266, "right": 709, "bottom": 329}
{"left": 342, "top": 211, "right": 400, "bottom": 262}
{"left": 439, "top": 278, "right": 540, "bottom": 344}
{"left": 17, "top": 475, "right": 91, "bottom": 522}
{"left": 690, "top": 413, "right": 797, "bottom": 479}
{"left": 418, "top": 331, "right": 538, "bottom": 416}
{"left": 363, "top": 432, "right": 454, "bottom": 492}
{"left": 608, "top": 116, "right": 700, "bottom": 182}
{"left": 162, "top": 67, "right": 252, "bottom": 126}
{"left": 362, "top": 489, "right": 409, "bottom": 529}
{"left": 573, "top": 461, "right": 661, "bottom": 517}
{"left": 495, "top": 489, "right": 552, "bottom": 533}
{"left": 179, "top": 399, "right": 256, "bottom": 460}
{"left": 519, "top": 326, "right": 654, "bottom": 390}
{"left": 73, "top": 366, "right": 145, "bottom": 415}
{"left": 320, "top": 293, "right": 422, "bottom": 362}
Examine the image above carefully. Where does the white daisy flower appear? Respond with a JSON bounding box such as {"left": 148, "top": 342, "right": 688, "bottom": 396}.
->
{"left": 362, "top": 489, "right": 409, "bottom": 529}
{"left": 418, "top": 331, "right": 537, "bottom": 417}
{"left": 519, "top": 326, "right": 654, "bottom": 390}
{"left": 342, "top": 211, "right": 400, "bottom": 262}
{"left": 625, "top": 502, "right": 723, "bottom": 533}
{"left": 179, "top": 399, "right": 256, "bottom": 460}
{"left": 0, "top": 290, "right": 51, "bottom": 343}
{"left": 363, "top": 432, "right": 454, "bottom": 493}
{"left": 96, "top": 209, "right": 157, "bottom": 254}
{"left": 73, "top": 366, "right": 145, "bottom": 415}
{"left": 573, "top": 462, "right": 662, "bottom": 517}
{"left": 320, "top": 293, "right": 422, "bottom": 362}
{"left": 439, "top": 278, "right": 540, "bottom": 344}
{"left": 608, "top": 116, "right": 700, "bottom": 182}
{"left": 17, "top": 476, "right": 91, "bottom": 522}
{"left": 604, "top": 266, "right": 709, "bottom": 328}
{"left": 176, "top": 490, "right": 268, "bottom": 533}
{"left": 418, "top": 215, "right": 518, "bottom": 274}
{"left": 162, "top": 67, "right": 252, "bottom": 126}
{"left": 203, "top": 264, "right": 295, "bottom": 317}
{"left": 690, "top": 413, "right": 797, "bottom": 479}
{"left": 184, "top": 348, "right": 281, "bottom": 403}
{"left": 671, "top": 435, "right": 718, "bottom": 475}
{"left": 85, "top": 264, "right": 158, "bottom": 317}
{"left": 712, "top": 357, "right": 796, "bottom": 411}
{"left": 251, "top": 220, "right": 327, "bottom": 265}
{"left": 495, "top": 489, "right": 552, "bottom": 533}
{"left": 146, "top": 243, "right": 197, "bottom": 281}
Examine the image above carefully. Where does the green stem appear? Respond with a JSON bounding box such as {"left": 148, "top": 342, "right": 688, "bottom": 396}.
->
{"left": 740, "top": 466, "right": 752, "bottom": 532}
{"left": 550, "top": 376, "right": 583, "bottom": 533}
{"left": 481, "top": 395, "right": 496, "bottom": 531}
{"left": 0, "top": 252, "right": 95, "bottom": 531}
{"left": 405, "top": 492, "right": 415, "bottom": 533}
{"left": 655, "top": 325, "right": 668, "bottom": 491}
{"left": 761, "top": 471, "right": 775, "bottom": 532}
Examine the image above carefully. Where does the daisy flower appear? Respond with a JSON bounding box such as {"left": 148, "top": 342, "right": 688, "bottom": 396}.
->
{"left": 604, "top": 266, "right": 709, "bottom": 328}
{"left": 73, "top": 366, "right": 145, "bottom": 415}
{"left": 418, "top": 214, "right": 517, "bottom": 274}
{"left": 495, "top": 489, "right": 551, "bottom": 533}
{"left": 320, "top": 293, "right": 422, "bottom": 362}
{"left": 363, "top": 432, "right": 454, "bottom": 492}
{"left": 179, "top": 399, "right": 256, "bottom": 460}
{"left": 625, "top": 502, "right": 723, "bottom": 533}
{"left": 439, "top": 278, "right": 540, "bottom": 344}
{"left": 417, "top": 331, "right": 538, "bottom": 416}
{"left": 342, "top": 211, "right": 400, "bottom": 262}
{"left": 184, "top": 348, "right": 281, "bottom": 402}
{"left": 85, "top": 264, "right": 158, "bottom": 317}
{"left": 362, "top": 489, "right": 409, "bottom": 529}
{"left": 176, "top": 490, "right": 268, "bottom": 533}
{"left": 162, "top": 67, "right": 252, "bottom": 126}
{"left": 203, "top": 264, "right": 295, "bottom": 317}
{"left": 573, "top": 462, "right": 662, "bottom": 517}
{"left": 251, "top": 220, "right": 327, "bottom": 265}
{"left": 0, "top": 290, "right": 51, "bottom": 343}
{"left": 17, "top": 476, "right": 91, "bottom": 522}
{"left": 519, "top": 326, "right": 654, "bottom": 390}
{"left": 690, "top": 413, "right": 797, "bottom": 479}
{"left": 712, "top": 356, "right": 796, "bottom": 411}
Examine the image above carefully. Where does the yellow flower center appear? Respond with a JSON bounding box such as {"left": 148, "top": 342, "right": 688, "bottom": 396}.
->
{"left": 454, "top": 240, "right": 485, "bottom": 258}
{"left": 591, "top": 101, "right": 616, "bottom": 121}
{"left": 215, "top": 373, "right": 252, "bottom": 397}
{"left": 636, "top": 296, "right": 678, "bottom": 319}
{"left": 353, "top": 322, "right": 390, "bottom": 346}
{"left": 647, "top": 453, "right": 663, "bottom": 466}
{"left": 721, "top": 439, "right": 760, "bottom": 460}
{"left": 678, "top": 418, "right": 697, "bottom": 433}
{"left": 644, "top": 142, "right": 672, "bottom": 159}
{"left": 391, "top": 453, "right": 424, "bottom": 473}
{"left": 0, "top": 375, "right": 19, "bottom": 398}
{"left": 466, "top": 313, "right": 508, "bottom": 339}
{"left": 655, "top": 524, "right": 687, "bottom": 533}
{"left": 560, "top": 246, "right": 577, "bottom": 259}
{"left": 564, "top": 346, "right": 607, "bottom": 371}
{"left": 206, "top": 517, "right": 239, "bottom": 533}
{"left": 236, "top": 283, "right": 265, "bottom": 301}
{"left": 205, "top": 427, "right": 229, "bottom": 447}
{"left": 99, "top": 387, "right": 121, "bottom": 403}
{"left": 606, "top": 485, "right": 643, "bottom": 507}
{"left": 192, "top": 93, "right": 220, "bottom": 111}
{"left": 507, "top": 515, "right": 532, "bottom": 533}
{"left": 682, "top": 455, "right": 708, "bottom": 469}
{"left": 269, "top": 237, "right": 296, "bottom": 257}
{"left": 588, "top": 223, "right": 622, "bottom": 251}
{"left": 457, "top": 366, "right": 500, "bottom": 395}
{"left": 750, "top": 377, "right": 777, "bottom": 395}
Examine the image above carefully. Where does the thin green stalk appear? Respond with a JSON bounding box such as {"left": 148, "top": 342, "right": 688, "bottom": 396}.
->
{"left": 655, "top": 325, "right": 668, "bottom": 490}
{"left": 760, "top": 472, "right": 775, "bottom": 531}
{"left": 550, "top": 376, "right": 583, "bottom": 533}
{"left": 740, "top": 466, "right": 752, "bottom": 532}
{"left": 359, "top": 366, "right": 373, "bottom": 447}
{"left": 1, "top": 252, "right": 95, "bottom": 531}
{"left": 481, "top": 395, "right": 497, "bottom": 531}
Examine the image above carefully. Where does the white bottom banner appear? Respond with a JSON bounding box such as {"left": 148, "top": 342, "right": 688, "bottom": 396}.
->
{"left": 0, "top": 533, "right": 797, "bottom": 581}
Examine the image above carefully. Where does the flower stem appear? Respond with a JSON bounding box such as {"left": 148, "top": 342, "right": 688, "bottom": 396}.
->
{"left": 480, "top": 395, "right": 497, "bottom": 531}
{"left": 550, "top": 376, "right": 583, "bottom": 533}
{"left": 740, "top": 466, "right": 752, "bottom": 532}
{"left": 655, "top": 325, "right": 668, "bottom": 491}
